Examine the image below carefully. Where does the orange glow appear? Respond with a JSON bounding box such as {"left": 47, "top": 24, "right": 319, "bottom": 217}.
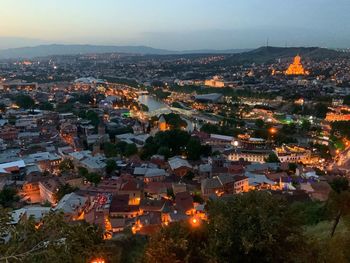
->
{"left": 269, "top": 127, "right": 277, "bottom": 134}
{"left": 35, "top": 222, "right": 43, "bottom": 229}
{"left": 190, "top": 217, "right": 200, "bottom": 228}
{"left": 285, "top": 55, "right": 309, "bottom": 76}
{"left": 91, "top": 259, "right": 105, "bottom": 263}
{"left": 132, "top": 220, "right": 143, "bottom": 234}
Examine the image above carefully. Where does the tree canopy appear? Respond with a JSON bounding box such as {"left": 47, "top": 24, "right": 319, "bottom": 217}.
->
{"left": 206, "top": 191, "right": 309, "bottom": 262}
{"left": 144, "top": 191, "right": 311, "bottom": 263}
{"left": 38, "top": 101, "right": 54, "bottom": 111}
{"left": 14, "top": 94, "right": 35, "bottom": 109}
{"left": 0, "top": 211, "right": 106, "bottom": 263}
{"left": 105, "top": 159, "right": 117, "bottom": 175}
{"left": 0, "top": 188, "right": 19, "bottom": 208}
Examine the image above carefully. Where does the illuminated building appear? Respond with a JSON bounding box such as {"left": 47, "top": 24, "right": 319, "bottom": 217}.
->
{"left": 326, "top": 112, "right": 350, "bottom": 122}
{"left": 158, "top": 115, "right": 168, "bottom": 131}
{"left": 235, "top": 134, "right": 269, "bottom": 150}
{"left": 118, "top": 179, "right": 142, "bottom": 205}
{"left": 227, "top": 149, "right": 270, "bottom": 163}
{"left": 325, "top": 106, "right": 350, "bottom": 122}
{"left": 294, "top": 98, "right": 305, "bottom": 105}
{"left": 204, "top": 76, "right": 225, "bottom": 88}
{"left": 109, "top": 194, "right": 140, "bottom": 218}
{"left": 201, "top": 174, "right": 249, "bottom": 198}
{"left": 168, "top": 157, "right": 192, "bottom": 177}
{"left": 274, "top": 144, "right": 312, "bottom": 164}
{"left": 55, "top": 192, "right": 88, "bottom": 221}
{"left": 2, "top": 82, "right": 38, "bottom": 91}
{"left": 285, "top": 55, "right": 309, "bottom": 75}
{"left": 39, "top": 178, "right": 60, "bottom": 204}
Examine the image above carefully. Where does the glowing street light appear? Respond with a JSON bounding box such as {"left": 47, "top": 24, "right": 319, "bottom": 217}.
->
{"left": 91, "top": 259, "right": 105, "bottom": 263}
{"left": 269, "top": 127, "right": 277, "bottom": 135}
{"left": 190, "top": 217, "right": 200, "bottom": 228}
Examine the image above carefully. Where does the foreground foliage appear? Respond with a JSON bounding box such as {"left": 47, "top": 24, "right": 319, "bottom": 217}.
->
{"left": 0, "top": 212, "right": 106, "bottom": 263}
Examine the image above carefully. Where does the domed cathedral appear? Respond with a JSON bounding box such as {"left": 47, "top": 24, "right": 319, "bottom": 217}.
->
{"left": 285, "top": 55, "right": 310, "bottom": 75}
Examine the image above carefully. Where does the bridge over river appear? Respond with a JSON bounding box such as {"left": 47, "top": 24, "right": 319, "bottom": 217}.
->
{"left": 137, "top": 95, "right": 221, "bottom": 132}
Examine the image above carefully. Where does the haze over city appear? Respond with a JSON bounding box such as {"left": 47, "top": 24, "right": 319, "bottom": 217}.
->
{"left": 1, "top": 0, "right": 350, "bottom": 50}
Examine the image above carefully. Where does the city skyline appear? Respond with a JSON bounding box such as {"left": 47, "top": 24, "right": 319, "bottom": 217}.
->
{"left": 1, "top": 0, "right": 349, "bottom": 50}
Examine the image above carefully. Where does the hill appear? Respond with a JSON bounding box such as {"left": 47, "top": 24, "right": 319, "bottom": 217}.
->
{"left": 221, "top": 46, "right": 348, "bottom": 65}
{"left": 0, "top": 44, "right": 174, "bottom": 59}
{"left": 0, "top": 44, "right": 248, "bottom": 59}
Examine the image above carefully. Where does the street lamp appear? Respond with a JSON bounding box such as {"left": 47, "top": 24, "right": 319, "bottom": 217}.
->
{"left": 190, "top": 217, "right": 200, "bottom": 228}
{"left": 269, "top": 127, "right": 277, "bottom": 135}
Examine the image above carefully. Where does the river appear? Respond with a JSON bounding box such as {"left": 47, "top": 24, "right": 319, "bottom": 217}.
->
{"left": 137, "top": 95, "right": 195, "bottom": 132}
{"left": 138, "top": 95, "right": 167, "bottom": 112}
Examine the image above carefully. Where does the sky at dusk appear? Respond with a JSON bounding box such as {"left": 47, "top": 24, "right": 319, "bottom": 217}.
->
{"left": 1, "top": 0, "right": 349, "bottom": 50}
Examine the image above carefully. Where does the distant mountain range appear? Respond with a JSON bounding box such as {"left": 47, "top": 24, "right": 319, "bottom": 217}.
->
{"left": 0, "top": 44, "right": 249, "bottom": 59}
{"left": 0, "top": 44, "right": 347, "bottom": 62}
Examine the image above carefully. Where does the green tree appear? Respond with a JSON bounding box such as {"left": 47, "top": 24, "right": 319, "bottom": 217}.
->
{"left": 289, "top": 201, "right": 326, "bottom": 225}
{"left": 314, "top": 103, "right": 329, "bottom": 119}
{"left": 200, "top": 123, "right": 220, "bottom": 134}
{"left": 75, "top": 94, "right": 94, "bottom": 105}
{"left": 288, "top": 163, "right": 298, "bottom": 173}
{"left": 15, "top": 94, "right": 35, "bottom": 109}
{"left": 164, "top": 113, "right": 187, "bottom": 130}
{"left": 104, "top": 142, "right": 118, "bottom": 158}
{"left": 157, "top": 146, "right": 171, "bottom": 159}
{"left": 105, "top": 159, "right": 117, "bottom": 175}
{"left": 55, "top": 184, "right": 78, "bottom": 201}
{"left": 301, "top": 120, "right": 311, "bottom": 131}
{"left": 0, "top": 211, "right": 107, "bottom": 263}
{"left": 59, "top": 159, "right": 74, "bottom": 173}
{"left": 265, "top": 153, "right": 280, "bottom": 163}
{"left": 0, "top": 103, "right": 6, "bottom": 113}
{"left": 328, "top": 177, "right": 350, "bottom": 237}
{"left": 39, "top": 101, "right": 54, "bottom": 111}
{"left": 115, "top": 141, "right": 128, "bottom": 154}
{"left": 55, "top": 102, "right": 74, "bottom": 113}
{"left": 78, "top": 166, "right": 89, "bottom": 178}
{"left": 0, "top": 188, "right": 19, "bottom": 208}
{"left": 8, "top": 115, "right": 16, "bottom": 125}
{"left": 125, "top": 143, "right": 138, "bottom": 157}
{"left": 206, "top": 191, "right": 310, "bottom": 262}
{"left": 344, "top": 95, "right": 350, "bottom": 106}
{"left": 153, "top": 130, "right": 190, "bottom": 156}
{"left": 255, "top": 119, "right": 265, "bottom": 128}
{"left": 186, "top": 137, "right": 202, "bottom": 160}
{"left": 86, "top": 110, "right": 100, "bottom": 128}
{"left": 183, "top": 171, "right": 195, "bottom": 181}
{"left": 144, "top": 221, "right": 208, "bottom": 263}
{"left": 192, "top": 193, "right": 204, "bottom": 204}
{"left": 331, "top": 121, "right": 350, "bottom": 139}
{"left": 86, "top": 173, "right": 101, "bottom": 186}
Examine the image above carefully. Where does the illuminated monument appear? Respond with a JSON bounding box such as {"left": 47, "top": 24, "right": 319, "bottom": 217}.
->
{"left": 285, "top": 55, "right": 309, "bottom": 75}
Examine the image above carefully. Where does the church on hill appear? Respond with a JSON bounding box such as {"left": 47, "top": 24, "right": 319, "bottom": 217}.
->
{"left": 285, "top": 55, "right": 309, "bottom": 76}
